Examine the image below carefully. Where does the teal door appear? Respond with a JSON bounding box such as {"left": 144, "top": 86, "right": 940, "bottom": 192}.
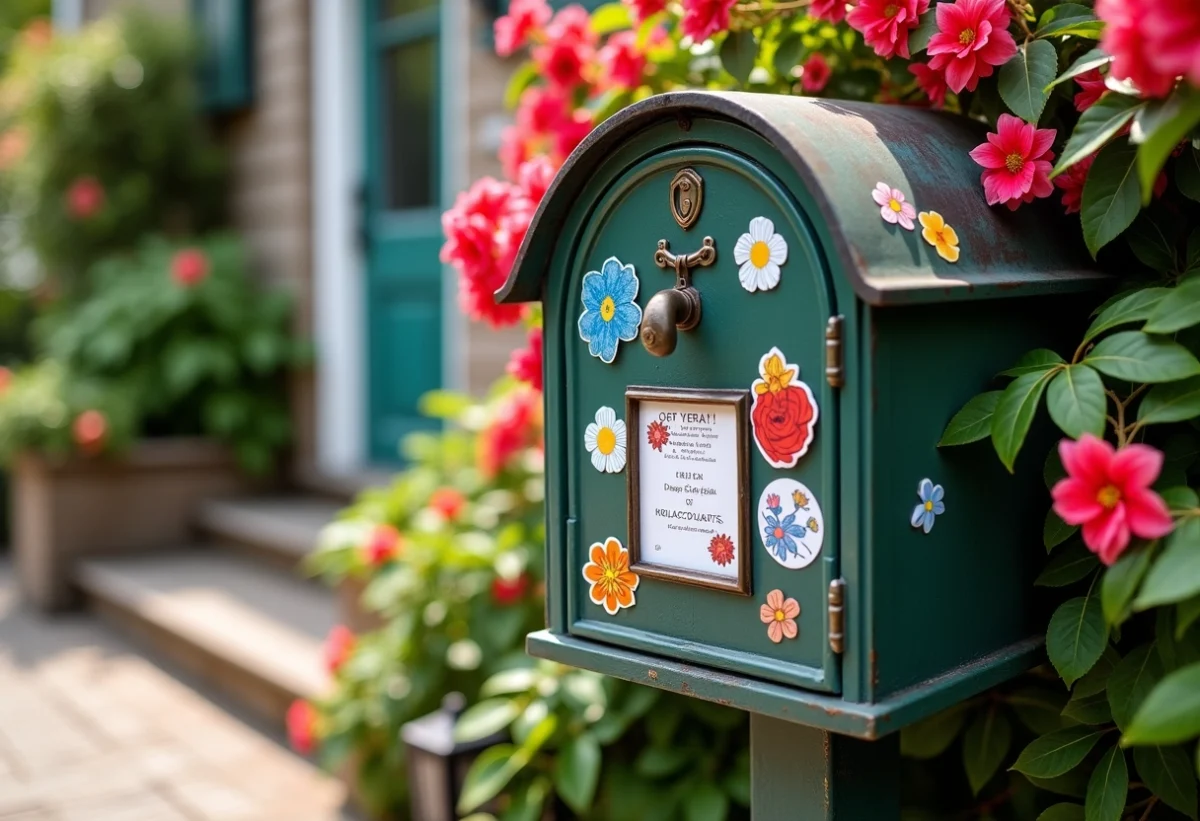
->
{"left": 363, "top": 0, "right": 443, "bottom": 463}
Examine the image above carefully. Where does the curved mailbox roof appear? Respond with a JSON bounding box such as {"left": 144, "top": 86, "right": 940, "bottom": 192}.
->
{"left": 499, "top": 90, "right": 1108, "bottom": 306}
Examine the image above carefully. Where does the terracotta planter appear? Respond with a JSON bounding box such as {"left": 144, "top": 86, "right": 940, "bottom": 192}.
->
{"left": 12, "top": 437, "right": 256, "bottom": 611}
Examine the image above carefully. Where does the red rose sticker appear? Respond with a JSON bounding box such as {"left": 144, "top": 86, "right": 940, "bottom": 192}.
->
{"left": 750, "top": 347, "right": 818, "bottom": 469}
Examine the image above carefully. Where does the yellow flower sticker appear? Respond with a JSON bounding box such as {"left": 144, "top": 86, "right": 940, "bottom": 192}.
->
{"left": 754, "top": 351, "right": 797, "bottom": 395}
{"left": 918, "top": 211, "right": 960, "bottom": 263}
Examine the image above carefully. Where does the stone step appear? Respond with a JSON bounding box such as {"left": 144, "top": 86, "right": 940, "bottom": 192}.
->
{"left": 195, "top": 496, "right": 345, "bottom": 572}
{"left": 75, "top": 549, "right": 334, "bottom": 725}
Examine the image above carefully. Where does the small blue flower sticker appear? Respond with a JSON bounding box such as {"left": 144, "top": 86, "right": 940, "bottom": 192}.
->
{"left": 577, "top": 257, "right": 642, "bottom": 364}
{"left": 910, "top": 478, "right": 945, "bottom": 534}
{"left": 757, "top": 479, "right": 824, "bottom": 569}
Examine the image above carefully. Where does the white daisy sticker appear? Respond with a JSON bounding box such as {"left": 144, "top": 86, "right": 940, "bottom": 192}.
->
{"left": 733, "top": 217, "right": 788, "bottom": 293}
{"left": 585, "top": 406, "right": 627, "bottom": 473}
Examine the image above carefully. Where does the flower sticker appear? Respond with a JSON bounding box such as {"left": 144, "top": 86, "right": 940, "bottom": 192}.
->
{"left": 750, "top": 347, "right": 818, "bottom": 469}
{"left": 760, "top": 589, "right": 800, "bottom": 643}
{"left": 584, "top": 406, "right": 627, "bottom": 473}
{"left": 578, "top": 257, "right": 642, "bottom": 364}
{"left": 708, "top": 534, "right": 735, "bottom": 567}
{"left": 872, "top": 182, "right": 916, "bottom": 230}
{"left": 758, "top": 479, "right": 825, "bottom": 569}
{"left": 910, "top": 478, "right": 945, "bottom": 534}
{"left": 582, "top": 537, "right": 639, "bottom": 615}
{"left": 646, "top": 419, "right": 670, "bottom": 452}
{"left": 918, "top": 211, "right": 961, "bottom": 263}
{"left": 733, "top": 216, "right": 788, "bottom": 293}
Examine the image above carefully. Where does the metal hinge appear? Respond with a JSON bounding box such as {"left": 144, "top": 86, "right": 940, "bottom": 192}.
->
{"left": 825, "top": 316, "right": 844, "bottom": 388}
{"left": 828, "top": 579, "right": 846, "bottom": 655}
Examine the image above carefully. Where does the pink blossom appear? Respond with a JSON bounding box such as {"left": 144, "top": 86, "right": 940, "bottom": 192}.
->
{"left": 531, "top": 6, "right": 596, "bottom": 89}
{"left": 926, "top": 0, "right": 1017, "bottom": 93}
{"left": 73, "top": 410, "right": 107, "bottom": 455}
{"left": 909, "top": 62, "right": 948, "bottom": 107}
{"left": 517, "top": 156, "right": 557, "bottom": 203}
{"left": 969, "top": 114, "right": 1056, "bottom": 210}
{"left": 554, "top": 109, "right": 595, "bottom": 162}
{"left": 286, "top": 700, "right": 319, "bottom": 755}
{"left": 1073, "top": 68, "right": 1108, "bottom": 112}
{"left": 1051, "top": 435, "right": 1174, "bottom": 565}
{"left": 801, "top": 53, "right": 832, "bottom": 93}
{"left": 622, "top": 0, "right": 666, "bottom": 23}
{"left": 507, "top": 326, "right": 544, "bottom": 392}
{"left": 871, "top": 182, "right": 917, "bottom": 230}
{"left": 171, "top": 248, "right": 208, "bottom": 287}
{"left": 598, "top": 31, "right": 646, "bottom": 89}
{"left": 66, "top": 176, "right": 104, "bottom": 219}
{"left": 1098, "top": 0, "right": 1200, "bottom": 98}
{"left": 1054, "top": 154, "right": 1093, "bottom": 215}
{"left": 847, "top": 0, "right": 930, "bottom": 60}
{"left": 494, "top": 0, "right": 552, "bottom": 57}
{"left": 680, "top": 0, "right": 738, "bottom": 42}
{"left": 808, "top": 0, "right": 847, "bottom": 24}
{"left": 323, "top": 626, "right": 356, "bottom": 675}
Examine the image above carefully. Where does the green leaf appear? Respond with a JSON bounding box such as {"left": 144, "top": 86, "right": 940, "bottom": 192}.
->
{"left": 1046, "top": 47, "right": 1111, "bottom": 90}
{"left": 1139, "top": 376, "right": 1200, "bottom": 425}
{"left": 1124, "top": 662, "right": 1200, "bottom": 745}
{"left": 1133, "top": 88, "right": 1200, "bottom": 204}
{"left": 1132, "top": 745, "right": 1199, "bottom": 819}
{"left": 1011, "top": 727, "right": 1106, "bottom": 778}
{"left": 940, "top": 391, "right": 1002, "bottom": 446}
{"left": 720, "top": 30, "right": 757, "bottom": 86}
{"left": 458, "top": 745, "right": 524, "bottom": 813}
{"left": 772, "top": 33, "right": 804, "bottom": 79}
{"left": 504, "top": 62, "right": 540, "bottom": 111}
{"left": 1036, "top": 4, "right": 1102, "bottom": 39}
{"left": 1055, "top": 94, "right": 1143, "bottom": 175}
{"left": 1047, "top": 365, "right": 1107, "bottom": 438}
{"left": 1108, "top": 644, "right": 1165, "bottom": 732}
{"left": 455, "top": 699, "right": 521, "bottom": 742}
{"left": 1101, "top": 548, "right": 1152, "bottom": 627}
{"left": 1084, "top": 744, "right": 1127, "bottom": 821}
{"left": 1177, "top": 146, "right": 1200, "bottom": 203}
{"left": 1085, "top": 331, "right": 1200, "bottom": 383}
{"left": 1127, "top": 214, "right": 1180, "bottom": 273}
{"left": 1037, "top": 805, "right": 1085, "bottom": 821}
{"left": 908, "top": 10, "right": 941, "bottom": 55}
{"left": 1038, "top": 541, "right": 1097, "bottom": 587}
{"left": 1048, "top": 594, "right": 1109, "bottom": 687}
{"left": 589, "top": 2, "right": 632, "bottom": 34}
{"left": 1081, "top": 141, "right": 1142, "bottom": 257}
{"left": 1064, "top": 674, "right": 1115, "bottom": 725}
{"left": 555, "top": 733, "right": 602, "bottom": 814}
{"left": 1028, "top": 770, "right": 1091, "bottom": 799}
{"left": 1145, "top": 279, "right": 1200, "bottom": 334}
{"left": 1002, "top": 349, "right": 1067, "bottom": 377}
{"left": 901, "top": 706, "right": 967, "bottom": 759}
{"left": 684, "top": 783, "right": 729, "bottom": 821}
{"left": 1084, "top": 288, "right": 1171, "bottom": 343}
{"left": 1046, "top": 510, "right": 1081, "bottom": 552}
{"left": 1134, "top": 520, "right": 1200, "bottom": 610}
{"left": 1010, "top": 687, "right": 1070, "bottom": 735}
{"left": 999, "top": 40, "right": 1060, "bottom": 123}
{"left": 992, "top": 369, "right": 1056, "bottom": 473}
{"left": 964, "top": 710, "right": 1013, "bottom": 795}
{"left": 1179, "top": 596, "right": 1200, "bottom": 639}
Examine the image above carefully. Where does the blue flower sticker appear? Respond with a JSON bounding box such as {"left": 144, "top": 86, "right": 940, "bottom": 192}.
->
{"left": 757, "top": 479, "right": 824, "bottom": 570}
{"left": 910, "top": 478, "right": 945, "bottom": 534}
{"left": 763, "top": 498, "right": 807, "bottom": 562}
{"left": 577, "top": 257, "right": 642, "bottom": 364}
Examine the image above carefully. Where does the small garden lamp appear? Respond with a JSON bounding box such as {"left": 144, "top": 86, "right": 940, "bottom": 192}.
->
{"left": 400, "top": 692, "right": 507, "bottom": 821}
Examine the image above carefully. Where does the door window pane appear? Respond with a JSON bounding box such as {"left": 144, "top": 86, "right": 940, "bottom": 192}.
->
{"left": 380, "top": 0, "right": 436, "bottom": 18}
{"left": 382, "top": 39, "right": 437, "bottom": 210}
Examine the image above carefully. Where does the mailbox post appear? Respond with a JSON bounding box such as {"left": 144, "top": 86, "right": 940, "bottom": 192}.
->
{"left": 498, "top": 91, "right": 1108, "bottom": 819}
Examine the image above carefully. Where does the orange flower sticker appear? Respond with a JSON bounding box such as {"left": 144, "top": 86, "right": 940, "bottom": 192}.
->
{"left": 582, "top": 537, "right": 640, "bottom": 615}
{"left": 918, "top": 211, "right": 961, "bottom": 263}
{"left": 759, "top": 589, "right": 800, "bottom": 643}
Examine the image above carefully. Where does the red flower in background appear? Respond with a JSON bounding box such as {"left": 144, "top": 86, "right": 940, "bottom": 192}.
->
{"left": 532, "top": 6, "right": 597, "bottom": 89}
{"left": 1073, "top": 69, "right": 1108, "bottom": 112}
{"left": 925, "top": 0, "right": 1017, "bottom": 93}
{"left": 599, "top": 31, "right": 647, "bottom": 90}
{"left": 478, "top": 387, "right": 542, "bottom": 477}
{"left": 171, "top": 248, "right": 209, "bottom": 287}
{"left": 680, "top": 0, "right": 738, "bottom": 42}
{"left": 801, "top": 53, "right": 832, "bottom": 93}
{"left": 0, "top": 367, "right": 12, "bottom": 395}
{"left": 73, "top": 410, "right": 107, "bottom": 455}
{"left": 847, "top": 0, "right": 929, "bottom": 60}
{"left": 969, "top": 114, "right": 1056, "bottom": 210}
{"left": 491, "top": 573, "right": 530, "bottom": 605}
{"left": 323, "top": 625, "right": 356, "bottom": 675}
{"left": 286, "top": 700, "right": 319, "bottom": 755}
{"left": 808, "top": 0, "right": 847, "bottom": 24}
{"left": 507, "top": 326, "right": 544, "bottom": 392}
{"left": 708, "top": 534, "right": 735, "bottom": 567}
{"left": 66, "top": 176, "right": 104, "bottom": 220}
{"left": 646, "top": 420, "right": 670, "bottom": 451}
{"left": 364, "top": 523, "right": 402, "bottom": 566}
{"left": 494, "top": 0, "right": 552, "bottom": 57}
{"left": 909, "top": 62, "right": 948, "bottom": 107}
{"left": 622, "top": 0, "right": 666, "bottom": 23}
{"left": 518, "top": 156, "right": 557, "bottom": 203}
{"left": 1054, "top": 154, "right": 1094, "bottom": 215}
{"left": 0, "top": 129, "right": 27, "bottom": 171}
{"left": 430, "top": 487, "right": 467, "bottom": 521}
{"left": 1098, "top": 0, "right": 1200, "bottom": 98}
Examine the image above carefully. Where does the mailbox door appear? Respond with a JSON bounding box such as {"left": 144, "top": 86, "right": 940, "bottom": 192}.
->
{"left": 563, "top": 144, "right": 842, "bottom": 694}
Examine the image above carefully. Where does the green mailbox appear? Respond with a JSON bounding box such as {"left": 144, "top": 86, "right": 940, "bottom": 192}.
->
{"left": 499, "top": 91, "right": 1108, "bottom": 817}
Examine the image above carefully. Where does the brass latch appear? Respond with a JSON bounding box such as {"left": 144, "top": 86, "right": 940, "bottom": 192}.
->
{"left": 828, "top": 578, "right": 846, "bottom": 655}
{"left": 825, "top": 316, "right": 844, "bottom": 389}
{"left": 640, "top": 237, "right": 716, "bottom": 358}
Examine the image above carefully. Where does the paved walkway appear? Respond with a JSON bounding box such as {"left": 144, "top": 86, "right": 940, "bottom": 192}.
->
{"left": 0, "top": 560, "right": 352, "bottom": 821}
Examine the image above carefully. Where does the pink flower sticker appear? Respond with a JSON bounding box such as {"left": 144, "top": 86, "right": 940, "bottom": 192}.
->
{"left": 872, "top": 182, "right": 917, "bottom": 230}
{"left": 759, "top": 589, "right": 800, "bottom": 643}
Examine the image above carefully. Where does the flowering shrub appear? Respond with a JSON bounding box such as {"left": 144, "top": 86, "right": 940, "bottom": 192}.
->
{"left": 0, "top": 234, "right": 303, "bottom": 471}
